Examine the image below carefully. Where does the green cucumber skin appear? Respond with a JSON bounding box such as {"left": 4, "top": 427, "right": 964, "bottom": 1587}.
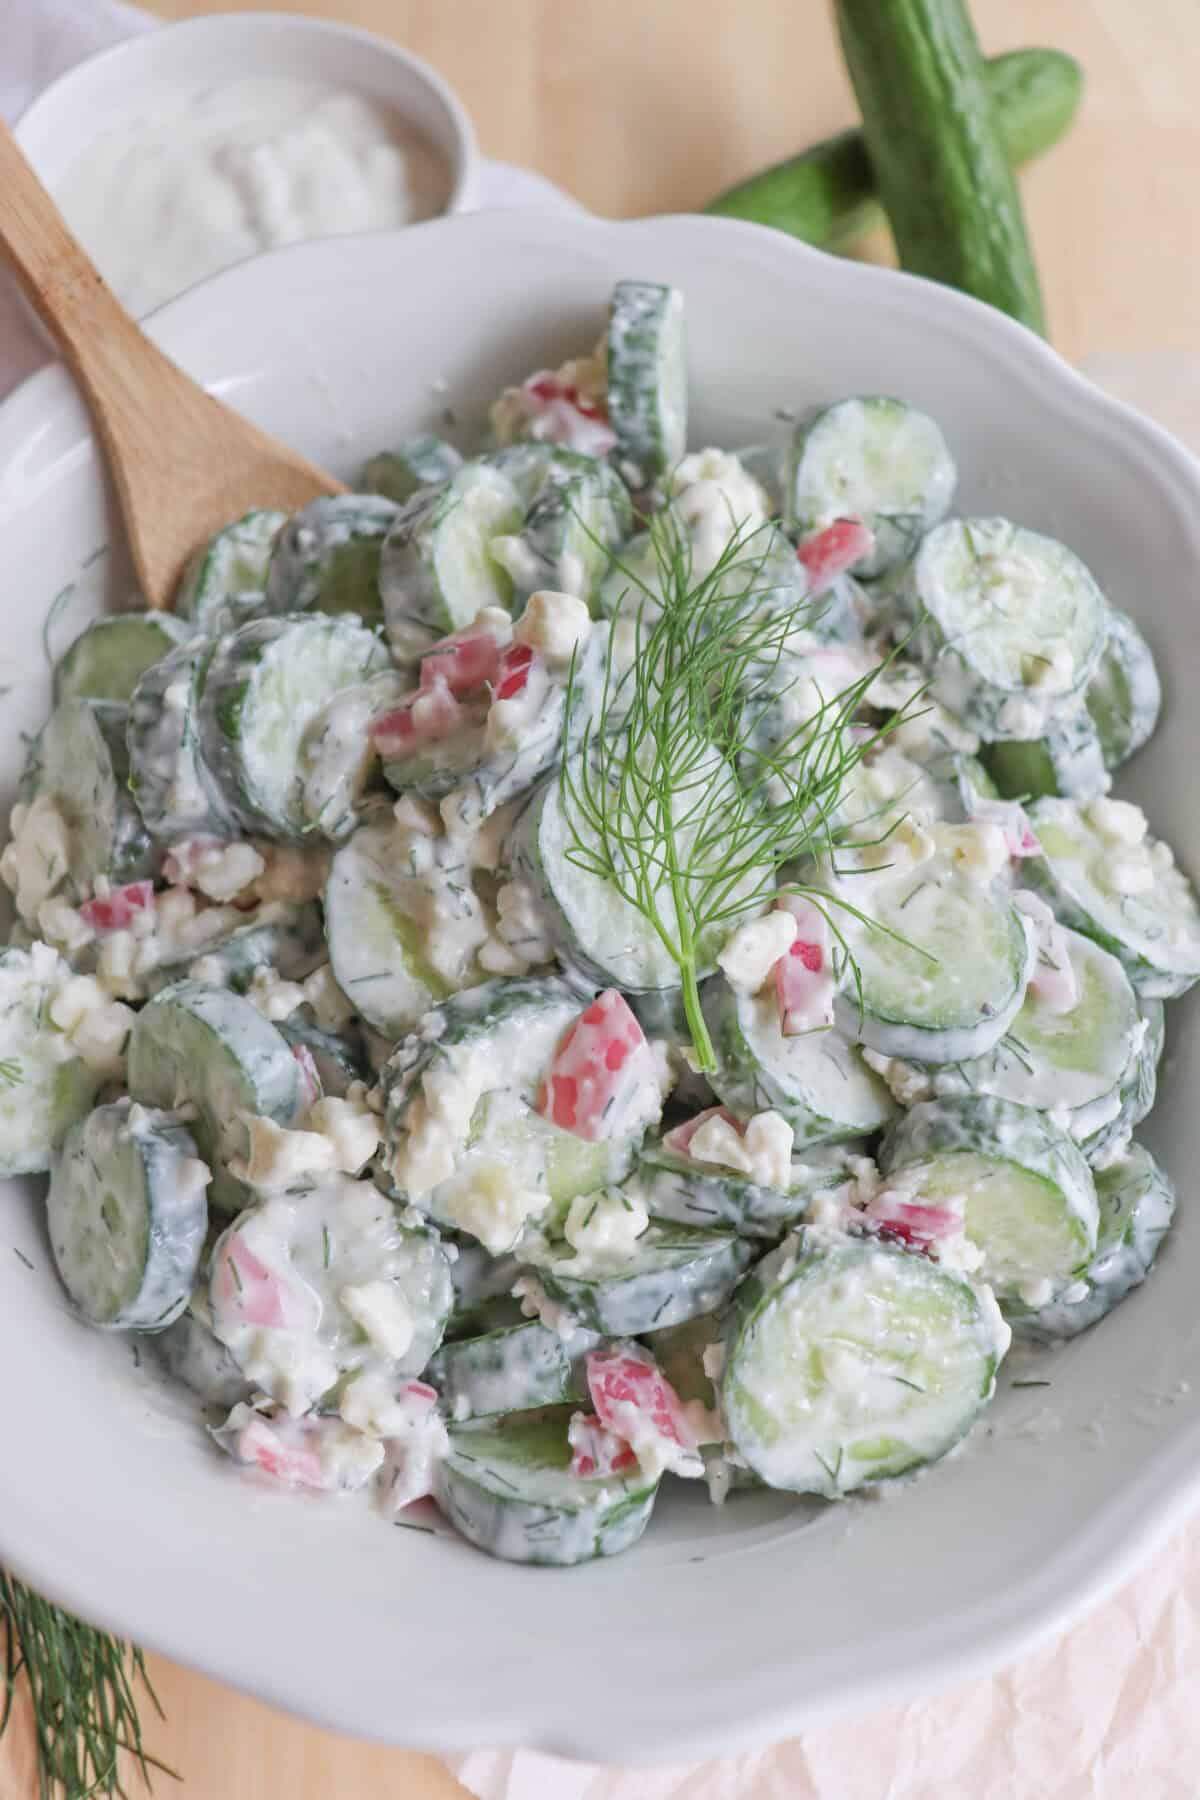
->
{"left": 705, "top": 49, "right": 1082, "bottom": 252}
{"left": 834, "top": 0, "right": 1046, "bottom": 333}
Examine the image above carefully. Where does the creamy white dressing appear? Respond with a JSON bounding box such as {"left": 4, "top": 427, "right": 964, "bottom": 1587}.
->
{"left": 56, "top": 79, "right": 449, "bottom": 316}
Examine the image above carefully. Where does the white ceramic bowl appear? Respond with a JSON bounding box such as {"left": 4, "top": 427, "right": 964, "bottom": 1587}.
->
{"left": 13, "top": 12, "right": 479, "bottom": 315}
{"left": 1, "top": 212, "right": 1199, "bottom": 1765}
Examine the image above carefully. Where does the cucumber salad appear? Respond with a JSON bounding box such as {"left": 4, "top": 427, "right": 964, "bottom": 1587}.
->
{"left": 5, "top": 280, "right": 1192, "bottom": 1566}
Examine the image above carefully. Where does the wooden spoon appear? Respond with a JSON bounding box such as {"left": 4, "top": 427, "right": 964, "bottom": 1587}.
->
{"left": 0, "top": 118, "right": 346, "bottom": 609}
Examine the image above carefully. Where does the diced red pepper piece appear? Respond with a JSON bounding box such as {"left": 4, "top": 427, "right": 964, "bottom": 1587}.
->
{"left": 867, "top": 1195, "right": 962, "bottom": 1250}
{"left": 586, "top": 1347, "right": 698, "bottom": 1456}
{"left": 234, "top": 1416, "right": 327, "bottom": 1488}
{"left": 493, "top": 642, "right": 536, "bottom": 701}
{"left": 419, "top": 619, "right": 511, "bottom": 697}
{"left": 162, "top": 836, "right": 224, "bottom": 887}
{"left": 772, "top": 896, "right": 835, "bottom": 1035}
{"left": 567, "top": 1411, "right": 638, "bottom": 1479}
{"left": 536, "top": 989, "right": 658, "bottom": 1141}
{"left": 661, "top": 1106, "right": 743, "bottom": 1160}
{"left": 290, "top": 1044, "right": 321, "bottom": 1109}
{"left": 79, "top": 880, "right": 155, "bottom": 932}
{"left": 518, "top": 371, "right": 617, "bottom": 455}
{"left": 796, "top": 516, "right": 874, "bottom": 593}
{"left": 212, "top": 1232, "right": 316, "bottom": 1332}
{"left": 372, "top": 675, "right": 463, "bottom": 759}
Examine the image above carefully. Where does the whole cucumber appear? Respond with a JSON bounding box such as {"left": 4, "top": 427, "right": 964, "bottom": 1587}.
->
{"left": 833, "top": 0, "right": 1046, "bottom": 332}
{"left": 704, "top": 48, "right": 1082, "bottom": 254}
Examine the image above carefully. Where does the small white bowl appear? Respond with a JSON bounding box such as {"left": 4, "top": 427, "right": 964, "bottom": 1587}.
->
{"left": 13, "top": 11, "right": 479, "bottom": 315}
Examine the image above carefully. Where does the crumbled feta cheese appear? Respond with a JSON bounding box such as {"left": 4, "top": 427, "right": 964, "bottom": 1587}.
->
{"left": 168, "top": 837, "right": 265, "bottom": 903}
{"left": 1105, "top": 851, "right": 1155, "bottom": 897}
{"left": 1, "top": 797, "right": 71, "bottom": 923}
{"left": 563, "top": 1189, "right": 649, "bottom": 1263}
{"left": 440, "top": 1162, "right": 546, "bottom": 1256}
{"left": 701, "top": 1341, "right": 726, "bottom": 1384}
{"left": 512, "top": 1273, "right": 580, "bottom": 1339}
{"left": 485, "top": 657, "right": 552, "bottom": 754}
{"left": 669, "top": 448, "right": 769, "bottom": 579}
{"left": 235, "top": 1115, "right": 339, "bottom": 1190}
{"left": 300, "top": 963, "right": 356, "bottom": 1033}
{"left": 1087, "top": 796, "right": 1148, "bottom": 846}
{"left": 687, "top": 1110, "right": 794, "bottom": 1190}
{"left": 933, "top": 821, "right": 1009, "bottom": 884}
{"left": 514, "top": 590, "right": 592, "bottom": 663}
{"left": 996, "top": 696, "right": 1046, "bottom": 738}
{"left": 246, "top": 964, "right": 305, "bottom": 1023}
{"left": 307, "top": 1086, "right": 381, "bottom": 1174}
{"left": 36, "top": 894, "right": 94, "bottom": 957}
{"left": 1025, "top": 644, "right": 1074, "bottom": 693}
{"left": 47, "top": 975, "right": 134, "bottom": 1077}
{"left": 339, "top": 1281, "right": 414, "bottom": 1360}
{"left": 1017, "top": 1277, "right": 1055, "bottom": 1310}
{"left": 391, "top": 1040, "right": 493, "bottom": 1198}
{"left": 717, "top": 909, "right": 797, "bottom": 994}
{"left": 861, "top": 1048, "right": 935, "bottom": 1106}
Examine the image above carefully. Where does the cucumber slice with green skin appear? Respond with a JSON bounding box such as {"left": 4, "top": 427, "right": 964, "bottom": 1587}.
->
{"left": 880, "top": 1095, "right": 1098, "bottom": 1301}
{"left": 379, "top": 462, "right": 524, "bottom": 646}
{"left": 278, "top": 1013, "right": 370, "bottom": 1099}
{"left": 324, "top": 814, "right": 484, "bottom": 1039}
{"left": 787, "top": 397, "right": 956, "bottom": 578}
{"left": 55, "top": 612, "right": 192, "bottom": 705}
{"left": 126, "top": 982, "right": 305, "bottom": 1216}
{"left": 1007, "top": 1142, "right": 1175, "bottom": 1341}
{"left": 427, "top": 1319, "right": 596, "bottom": 1420}
{"left": 48, "top": 1099, "right": 209, "bottom": 1332}
{"left": 902, "top": 519, "right": 1108, "bottom": 740}
{"left": 829, "top": 859, "right": 1034, "bottom": 1064}
{"left": 919, "top": 749, "right": 999, "bottom": 819}
{"left": 446, "top": 1240, "right": 525, "bottom": 1337}
{"left": 1025, "top": 799, "right": 1200, "bottom": 998}
{"left": 264, "top": 495, "right": 400, "bottom": 622}
{"left": 922, "top": 929, "right": 1144, "bottom": 1144}
{"left": 297, "top": 669, "right": 411, "bottom": 841}
{"left": 28, "top": 700, "right": 158, "bottom": 895}
{"left": 633, "top": 1136, "right": 864, "bottom": 1238}
{"left": 210, "top": 1178, "right": 453, "bottom": 1409}
{"left": 128, "top": 639, "right": 237, "bottom": 842}
{"left": 496, "top": 458, "right": 634, "bottom": 604}
{"left": 359, "top": 437, "right": 464, "bottom": 505}
{"left": 1080, "top": 996, "right": 1163, "bottom": 1165}
{"left": 175, "top": 510, "right": 288, "bottom": 627}
{"left": 526, "top": 1222, "right": 754, "bottom": 1336}
{"left": 482, "top": 443, "right": 606, "bottom": 508}
{"left": 702, "top": 977, "right": 897, "bottom": 1145}
{"left": 1084, "top": 608, "right": 1162, "bottom": 771}
{"left": 143, "top": 901, "right": 326, "bottom": 1000}
{"left": 434, "top": 1406, "right": 659, "bottom": 1566}
{"left": 980, "top": 707, "right": 1107, "bottom": 803}
{"left": 199, "top": 614, "right": 389, "bottom": 841}
{"left": 606, "top": 280, "right": 687, "bottom": 489}
{"left": 513, "top": 743, "right": 755, "bottom": 993}
{"left": 721, "top": 1233, "right": 1006, "bottom": 1497}
{"left": 0, "top": 944, "right": 103, "bottom": 1174}
{"left": 149, "top": 1289, "right": 251, "bottom": 1409}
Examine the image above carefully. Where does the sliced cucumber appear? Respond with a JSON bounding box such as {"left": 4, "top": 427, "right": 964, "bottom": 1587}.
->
{"left": 297, "top": 669, "right": 410, "bottom": 841}
{"left": 447, "top": 1239, "right": 526, "bottom": 1337}
{"left": 175, "top": 509, "right": 287, "bottom": 626}
{"left": 379, "top": 461, "right": 524, "bottom": 646}
{"left": 1008, "top": 1142, "right": 1175, "bottom": 1340}
{"left": 1027, "top": 799, "right": 1200, "bottom": 997}
{"left": 55, "top": 612, "right": 192, "bottom": 706}
{"left": 199, "top": 614, "right": 389, "bottom": 840}
{"left": 1080, "top": 995, "right": 1163, "bottom": 1164}
{"left": 48, "top": 1099, "right": 208, "bottom": 1331}
{"left": 787, "top": 396, "right": 956, "bottom": 577}
{"left": 980, "top": 706, "right": 1107, "bottom": 802}
{"left": 128, "top": 638, "right": 236, "bottom": 842}
{"left": 595, "top": 530, "right": 668, "bottom": 623}
{"left": 126, "top": 982, "right": 305, "bottom": 1215}
{"left": 494, "top": 455, "right": 633, "bottom": 605}
{"left": 264, "top": 495, "right": 399, "bottom": 622}
{"left": 27, "top": 700, "right": 157, "bottom": 896}
{"left": 633, "top": 1135, "right": 862, "bottom": 1237}
{"left": 434, "top": 1406, "right": 658, "bottom": 1566}
{"left": 1085, "top": 608, "right": 1161, "bottom": 770}
{"left": 526, "top": 1221, "right": 753, "bottom": 1335}
{"left": 149, "top": 1288, "right": 251, "bottom": 1408}
{"left": 427, "top": 1319, "right": 594, "bottom": 1420}
{"left": 606, "top": 280, "right": 687, "bottom": 488}
{"left": 278, "top": 1012, "right": 370, "bottom": 1099}
{"left": 920, "top": 748, "right": 998, "bottom": 819}
{"left": 829, "top": 859, "right": 1034, "bottom": 1063}
{"left": 722, "top": 1233, "right": 1005, "bottom": 1497}
{"left": 703, "top": 975, "right": 897, "bottom": 1143}
{"left": 210, "top": 1178, "right": 452, "bottom": 1410}
{"left": 928, "top": 928, "right": 1143, "bottom": 1143}
{"left": 324, "top": 814, "right": 484, "bottom": 1039}
{"left": 904, "top": 519, "right": 1108, "bottom": 739}
{"left": 142, "top": 902, "right": 325, "bottom": 1001}
{"left": 0, "top": 944, "right": 103, "bottom": 1174}
{"left": 880, "top": 1094, "right": 1098, "bottom": 1300}
{"left": 359, "top": 436, "right": 464, "bottom": 504}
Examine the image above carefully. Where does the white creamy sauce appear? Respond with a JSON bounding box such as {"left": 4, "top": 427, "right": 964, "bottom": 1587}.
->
{"left": 55, "top": 78, "right": 449, "bottom": 317}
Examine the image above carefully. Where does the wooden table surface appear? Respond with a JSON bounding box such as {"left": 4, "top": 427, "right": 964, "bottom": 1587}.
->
{"left": 5, "top": 2, "right": 1199, "bottom": 1795}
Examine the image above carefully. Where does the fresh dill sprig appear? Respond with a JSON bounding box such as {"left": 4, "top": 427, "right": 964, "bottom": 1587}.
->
{"left": 560, "top": 507, "right": 921, "bottom": 1070}
{"left": 1, "top": 1573, "right": 175, "bottom": 1800}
